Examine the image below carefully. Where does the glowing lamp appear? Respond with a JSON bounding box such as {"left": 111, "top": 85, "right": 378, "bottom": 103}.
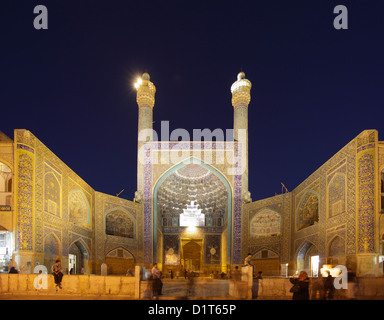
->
{"left": 134, "top": 77, "right": 143, "bottom": 90}
{"left": 179, "top": 201, "right": 205, "bottom": 227}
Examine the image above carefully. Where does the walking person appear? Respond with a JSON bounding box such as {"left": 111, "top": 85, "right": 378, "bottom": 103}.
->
{"left": 187, "top": 271, "right": 195, "bottom": 297}
{"left": 289, "top": 271, "right": 310, "bottom": 300}
{"left": 347, "top": 268, "right": 358, "bottom": 299}
{"left": 51, "top": 259, "right": 63, "bottom": 292}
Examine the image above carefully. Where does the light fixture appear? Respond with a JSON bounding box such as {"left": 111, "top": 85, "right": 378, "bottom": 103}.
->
{"left": 179, "top": 201, "right": 205, "bottom": 227}
{"left": 186, "top": 226, "right": 197, "bottom": 233}
{"left": 134, "top": 77, "right": 143, "bottom": 90}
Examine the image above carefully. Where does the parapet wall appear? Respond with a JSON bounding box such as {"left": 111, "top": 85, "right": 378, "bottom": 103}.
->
{"left": 1, "top": 273, "right": 384, "bottom": 299}
{"left": 0, "top": 274, "right": 136, "bottom": 297}
{"left": 231, "top": 277, "right": 384, "bottom": 299}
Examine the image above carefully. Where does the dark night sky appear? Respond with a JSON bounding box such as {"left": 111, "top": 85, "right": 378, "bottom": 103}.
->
{"left": 1, "top": 0, "right": 383, "bottom": 201}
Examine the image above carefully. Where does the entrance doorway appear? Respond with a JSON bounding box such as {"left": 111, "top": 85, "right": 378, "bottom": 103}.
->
{"left": 297, "top": 241, "right": 318, "bottom": 275}
{"left": 105, "top": 248, "right": 135, "bottom": 275}
{"left": 311, "top": 255, "right": 319, "bottom": 277}
{"left": 69, "top": 254, "right": 76, "bottom": 274}
{"left": 251, "top": 249, "right": 280, "bottom": 276}
{"left": 181, "top": 239, "right": 202, "bottom": 273}
{"left": 68, "top": 240, "right": 89, "bottom": 274}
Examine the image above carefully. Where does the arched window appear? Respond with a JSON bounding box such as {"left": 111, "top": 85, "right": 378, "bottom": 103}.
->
{"left": 328, "top": 173, "right": 346, "bottom": 218}
{"left": 44, "top": 172, "right": 60, "bottom": 217}
{"left": 297, "top": 191, "right": 319, "bottom": 230}
{"left": 105, "top": 209, "right": 135, "bottom": 238}
{"left": 0, "top": 161, "right": 12, "bottom": 209}
{"left": 328, "top": 236, "right": 346, "bottom": 265}
{"left": 0, "top": 162, "right": 12, "bottom": 192}
{"left": 69, "top": 190, "right": 90, "bottom": 227}
{"left": 381, "top": 169, "right": 384, "bottom": 213}
{"left": 250, "top": 209, "right": 281, "bottom": 237}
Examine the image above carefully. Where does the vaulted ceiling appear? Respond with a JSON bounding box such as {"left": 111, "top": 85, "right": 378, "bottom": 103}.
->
{"left": 157, "top": 164, "right": 228, "bottom": 222}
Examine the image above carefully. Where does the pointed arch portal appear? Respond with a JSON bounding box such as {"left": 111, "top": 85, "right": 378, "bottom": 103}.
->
{"left": 142, "top": 146, "right": 243, "bottom": 267}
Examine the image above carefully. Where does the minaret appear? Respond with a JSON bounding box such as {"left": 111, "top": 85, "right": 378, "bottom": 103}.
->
{"left": 134, "top": 72, "right": 156, "bottom": 202}
{"left": 231, "top": 72, "right": 252, "bottom": 203}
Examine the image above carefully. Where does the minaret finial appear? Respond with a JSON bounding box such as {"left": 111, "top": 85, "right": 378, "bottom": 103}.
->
{"left": 135, "top": 73, "right": 156, "bottom": 108}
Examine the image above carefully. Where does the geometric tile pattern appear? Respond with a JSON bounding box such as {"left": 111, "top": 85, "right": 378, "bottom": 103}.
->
{"left": 243, "top": 129, "right": 380, "bottom": 272}
{"left": 7, "top": 127, "right": 383, "bottom": 275}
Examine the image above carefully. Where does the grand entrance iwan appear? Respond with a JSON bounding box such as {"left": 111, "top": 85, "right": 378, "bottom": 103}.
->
{"left": 154, "top": 159, "right": 232, "bottom": 275}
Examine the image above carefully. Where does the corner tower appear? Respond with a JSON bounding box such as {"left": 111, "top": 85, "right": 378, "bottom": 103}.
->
{"left": 231, "top": 72, "right": 252, "bottom": 203}
{"left": 134, "top": 73, "right": 156, "bottom": 202}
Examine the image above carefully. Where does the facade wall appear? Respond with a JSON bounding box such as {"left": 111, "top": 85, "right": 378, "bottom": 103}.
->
{"left": 2, "top": 128, "right": 383, "bottom": 276}
{"left": 290, "top": 129, "right": 358, "bottom": 274}
{"left": 14, "top": 129, "right": 95, "bottom": 274}
{"left": 0, "top": 133, "right": 14, "bottom": 232}
{"left": 6, "top": 129, "right": 145, "bottom": 275}
{"left": 94, "top": 191, "right": 142, "bottom": 274}
{"left": 244, "top": 130, "right": 382, "bottom": 276}
{"left": 378, "top": 142, "right": 384, "bottom": 264}
{"left": 243, "top": 193, "right": 291, "bottom": 275}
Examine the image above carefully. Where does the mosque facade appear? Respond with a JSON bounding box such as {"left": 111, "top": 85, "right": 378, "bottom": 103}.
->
{"left": 0, "top": 72, "right": 383, "bottom": 277}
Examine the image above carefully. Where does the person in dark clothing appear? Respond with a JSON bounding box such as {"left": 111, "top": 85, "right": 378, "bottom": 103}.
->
{"left": 253, "top": 271, "right": 263, "bottom": 299}
{"left": 289, "top": 271, "right": 310, "bottom": 300}
{"left": 9, "top": 266, "right": 18, "bottom": 274}
{"left": 232, "top": 266, "right": 241, "bottom": 281}
{"left": 323, "top": 270, "right": 335, "bottom": 300}
{"left": 151, "top": 263, "right": 163, "bottom": 298}
{"left": 51, "top": 259, "right": 63, "bottom": 291}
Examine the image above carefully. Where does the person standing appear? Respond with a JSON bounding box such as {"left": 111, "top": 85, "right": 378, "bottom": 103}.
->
{"left": 51, "top": 259, "right": 63, "bottom": 292}
{"left": 151, "top": 263, "right": 163, "bottom": 299}
{"left": 323, "top": 270, "right": 335, "bottom": 300}
{"left": 253, "top": 271, "right": 263, "bottom": 299}
{"left": 232, "top": 266, "right": 241, "bottom": 281}
{"left": 289, "top": 271, "right": 310, "bottom": 300}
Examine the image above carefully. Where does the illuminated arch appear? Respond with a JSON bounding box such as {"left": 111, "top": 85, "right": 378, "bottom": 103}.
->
{"left": 153, "top": 157, "right": 232, "bottom": 263}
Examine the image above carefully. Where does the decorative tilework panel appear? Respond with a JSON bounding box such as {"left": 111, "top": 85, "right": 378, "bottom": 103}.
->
{"left": 17, "top": 153, "right": 34, "bottom": 251}
{"left": 204, "top": 234, "right": 221, "bottom": 265}
{"left": 163, "top": 234, "right": 180, "bottom": 265}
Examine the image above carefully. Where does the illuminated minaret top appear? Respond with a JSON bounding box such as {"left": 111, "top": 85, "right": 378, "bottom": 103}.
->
{"left": 135, "top": 72, "right": 156, "bottom": 108}
{"left": 231, "top": 71, "right": 252, "bottom": 107}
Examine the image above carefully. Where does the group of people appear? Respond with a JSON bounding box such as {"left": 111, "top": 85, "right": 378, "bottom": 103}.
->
{"left": 244, "top": 253, "right": 355, "bottom": 300}
{"left": 289, "top": 268, "right": 360, "bottom": 300}
{"left": 288, "top": 270, "right": 336, "bottom": 300}
{"left": 5, "top": 259, "right": 64, "bottom": 292}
